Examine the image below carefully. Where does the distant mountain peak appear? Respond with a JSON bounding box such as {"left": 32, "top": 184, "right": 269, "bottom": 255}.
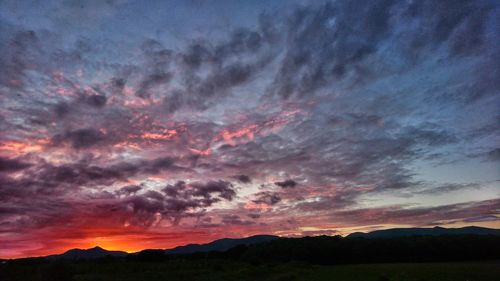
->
{"left": 164, "top": 234, "right": 279, "bottom": 255}
{"left": 46, "top": 246, "right": 127, "bottom": 260}
{"left": 347, "top": 226, "right": 500, "bottom": 238}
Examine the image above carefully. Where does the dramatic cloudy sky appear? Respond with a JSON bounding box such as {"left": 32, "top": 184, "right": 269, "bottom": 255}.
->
{"left": 1, "top": 0, "right": 499, "bottom": 258}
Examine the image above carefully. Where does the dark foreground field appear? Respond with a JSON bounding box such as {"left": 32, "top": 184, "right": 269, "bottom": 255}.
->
{"left": 3, "top": 235, "right": 500, "bottom": 281}
{"left": 1, "top": 260, "right": 499, "bottom": 281}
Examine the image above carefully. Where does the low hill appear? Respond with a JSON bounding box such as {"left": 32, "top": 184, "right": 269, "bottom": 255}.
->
{"left": 165, "top": 235, "right": 278, "bottom": 254}
{"left": 347, "top": 226, "right": 500, "bottom": 238}
{"left": 20, "top": 226, "right": 500, "bottom": 262}
{"left": 45, "top": 246, "right": 127, "bottom": 260}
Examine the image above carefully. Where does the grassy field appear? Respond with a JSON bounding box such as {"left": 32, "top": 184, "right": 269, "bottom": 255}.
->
{"left": 304, "top": 262, "right": 500, "bottom": 281}
{"left": 1, "top": 260, "right": 499, "bottom": 281}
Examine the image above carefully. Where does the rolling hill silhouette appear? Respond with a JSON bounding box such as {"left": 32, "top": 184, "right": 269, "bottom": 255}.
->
{"left": 46, "top": 246, "right": 127, "bottom": 260}
{"left": 347, "top": 226, "right": 500, "bottom": 238}
{"left": 40, "top": 226, "right": 500, "bottom": 260}
{"left": 165, "top": 234, "right": 278, "bottom": 254}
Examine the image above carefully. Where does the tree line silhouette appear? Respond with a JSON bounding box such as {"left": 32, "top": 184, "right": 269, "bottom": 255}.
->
{"left": 130, "top": 234, "right": 500, "bottom": 264}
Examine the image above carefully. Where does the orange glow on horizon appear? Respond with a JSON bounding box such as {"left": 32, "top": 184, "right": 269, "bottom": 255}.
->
{"left": 2, "top": 219, "right": 499, "bottom": 259}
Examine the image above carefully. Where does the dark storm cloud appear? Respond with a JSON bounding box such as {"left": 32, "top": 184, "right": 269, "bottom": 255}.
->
{"left": 329, "top": 113, "right": 383, "bottom": 128}
{"left": 270, "top": 0, "right": 396, "bottom": 98}
{"left": 274, "top": 179, "right": 297, "bottom": 188}
{"left": 0, "top": 198, "right": 74, "bottom": 232}
{"left": 51, "top": 128, "right": 106, "bottom": 149}
{"left": 216, "top": 28, "right": 264, "bottom": 56}
{"left": 269, "top": 0, "right": 498, "bottom": 99}
{"left": 403, "top": 125, "right": 458, "bottom": 146}
{"left": 95, "top": 6, "right": 500, "bottom": 215}
{"left": 416, "top": 183, "right": 481, "bottom": 195}
{"left": 0, "top": 156, "right": 186, "bottom": 202}
{"left": 296, "top": 192, "right": 356, "bottom": 212}
{"left": 282, "top": 120, "right": 458, "bottom": 191}
{"left": 0, "top": 28, "right": 41, "bottom": 90}
{"left": 84, "top": 94, "right": 107, "bottom": 107}
{"left": 406, "top": 0, "right": 493, "bottom": 56}
{"left": 136, "top": 72, "right": 172, "bottom": 99}
{"left": 252, "top": 191, "right": 281, "bottom": 206}
{"left": 487, "top": 148, "right": 500, "bottom": 161}
{"left": 180, "top": 24, "right": 277, "bottom": 71}
{"left": 160, "top": 18, "right": 281, "bottom": 111}
{"left": 161, "top": 180, "right": 236, "bottom": 202}
{"left": 143, "top": 157, "right": 177, "bottom": 173}
{"left": 188, "top": 180, "right": 236, "bottom": 201}
{"left": 234, "top": 174, "right": 251, "bottom": 183}
{"left": 212, "top": 95, "right": 462, "bottom": 195}
{"left": 46, "top": 82, "right": 123, "bottom": 125}
{"left": 144, "top": 190, "right": 165, "bottom": 201}
{"left": 116, "top": 185, "right": 142, "bottom": 195}
{"left": 114, "top": 179, "right": 239, "bottom": 225}
{"left": 463, "top": 215, "right": 499, "bottom": 223}
{"left": 181, "top": 43, "right": 212, "bottom": 69}
{"left": 247, "top": 213, "right": 261, "bottom": 219}
{"left": 0, "top": 157, "right": 32, "bottom": 172}
{"left": 221, "top": 214, "right": 254, "bottom": 226}
{"left": 0, "top": 24, "right": 103, "bottom": 95}
{"left": 53, "top": 101, "right": 71, "bottom": 118}
{"left": 0, "top": 161, "right": 124, "bottom": 199}
{"left": 0, "top": 177, "right": 238, "bottom": 231}
{"left": 142, "top": 39, "right": 172, "bottom": 66}
{"left": 174, "top": 62, "right": 261, "bottom": 111}
{"left": 328, "top": 198, "right": 500, "bottom": 227}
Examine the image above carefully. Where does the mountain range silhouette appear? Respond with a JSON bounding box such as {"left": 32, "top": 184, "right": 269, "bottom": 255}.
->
{"left": 42, "top": 226, "right": 500, "bottom": 260}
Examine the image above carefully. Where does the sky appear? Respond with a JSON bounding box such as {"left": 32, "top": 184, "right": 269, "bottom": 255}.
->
{"left": 0, "top": 0, "right": 499, "bottom": 258}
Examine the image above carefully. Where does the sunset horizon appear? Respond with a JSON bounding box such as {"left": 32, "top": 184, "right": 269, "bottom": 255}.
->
{"left": 4, "top": 224, "right": 500, "bottom": 259}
